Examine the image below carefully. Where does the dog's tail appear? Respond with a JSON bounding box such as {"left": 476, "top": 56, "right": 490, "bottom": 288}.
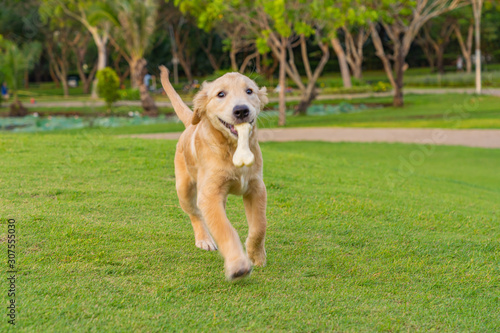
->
{"left": 159, "top": 65, "right": 193, "bottom": 127}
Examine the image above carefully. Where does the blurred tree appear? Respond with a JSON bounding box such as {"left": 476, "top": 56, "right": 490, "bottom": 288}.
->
{"left": 0, "top": 0, "right": 45, "bottom": 88}
{"left": 416, "top": 15, "right": 456, "bottom": 73}
{"left": 450, "top": 7, "right": 474, "bottom": 73}
{"left": 92, "top": 0, "right": 159, "bottom": 115}
{"left": 168, "top": 15, "right": 195, "bottom": 83}
{"left": 366, "top": 0, "right": 466, "bottom": 107}
{"left": 471, "top": 0, "right": 484, "bottom": 94}
{"left": 197, "top": 32, "right": 225, "bottom": 72}
{"left": 40, "top": 8, "right": 91, "bottom": 97}
{"left": 69, "top": 30, "right": 98, "bottom": 94}
{"left": 0, "top": 39, "right": 41, "bottom": 115}
{"left": 481, "top": 3, "right": 500, "bottom": 62}
{"left": 45, "top": 26, "right": 72, "bottom": 97}
{"left": 110, "top": 52, "right": 130, "bottom": 87}
{"left": 343, "top": 25, "right": 370, "bottom": 80}
{"left": 41, "top": 0, "right": 111, "bottom": 98}
{"left": 253, "top": 1, "right": 331, "bottom": 118}
{"left": 176, "top": 0, "right": 332, "bottom": 123}
{"left": 318, "top": 0, "right": 378, "bottom": 87}
{"left": 174, "top": 0, "right": 257, "bottom": 75}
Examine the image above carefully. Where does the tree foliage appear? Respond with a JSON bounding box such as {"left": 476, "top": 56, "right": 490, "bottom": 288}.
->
{"left": 0, "top": 39, "right": 42, "bottom": 101}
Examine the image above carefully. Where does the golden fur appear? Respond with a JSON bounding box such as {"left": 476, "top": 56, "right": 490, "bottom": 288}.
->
{"left": 159, "top": 66, "right": 268, "bottom": 280}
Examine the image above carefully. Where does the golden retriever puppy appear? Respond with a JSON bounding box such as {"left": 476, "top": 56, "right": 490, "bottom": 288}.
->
{"left": 159, "top": 66, "right": 268, "bottom": 280}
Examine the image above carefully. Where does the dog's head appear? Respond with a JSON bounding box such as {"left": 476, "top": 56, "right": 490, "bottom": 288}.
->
{"left": 192, "top": 73, "right": 268, "bottom": 139}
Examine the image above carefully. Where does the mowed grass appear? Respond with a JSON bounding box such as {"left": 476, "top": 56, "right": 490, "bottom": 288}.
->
{"left": 1, "top": 133, "right": 500, "bottom": 332}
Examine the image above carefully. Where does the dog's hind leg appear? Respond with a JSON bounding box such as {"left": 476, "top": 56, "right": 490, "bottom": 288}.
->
{"left": 243, "top": 179, "right": 267, "bottom": 266}
{"left": 175, "top": 155, "right": 217, "bottom": 251}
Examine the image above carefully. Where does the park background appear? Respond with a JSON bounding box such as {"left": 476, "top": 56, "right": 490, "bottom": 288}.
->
{"left": 1, "top": 0, "right": 500, "bottom": 331}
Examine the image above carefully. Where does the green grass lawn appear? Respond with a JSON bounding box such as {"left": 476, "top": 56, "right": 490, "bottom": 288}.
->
{"left": 1, "top": 133, "right": 499, "bottom": 331}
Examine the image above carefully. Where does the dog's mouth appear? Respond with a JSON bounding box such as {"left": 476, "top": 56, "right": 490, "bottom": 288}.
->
{"left": 218, "top": 118, "right": 254, "bottom": 137}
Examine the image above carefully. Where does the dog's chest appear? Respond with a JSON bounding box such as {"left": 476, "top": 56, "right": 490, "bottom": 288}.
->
{"left": 230, "top": 167, "right": 251, "bottom": 195}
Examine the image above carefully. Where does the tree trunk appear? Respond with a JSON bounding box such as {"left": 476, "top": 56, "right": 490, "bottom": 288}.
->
{"left": 172, "top": 28, "right": 194, "bottom": 83}
{"left": 168, "top": 24, "right": 180, "bottom": 84}
{"left": 344, "top": 27, "right": 367, "bottom": 80}
{"left": 330, "top": 37, "right": 352, "bottom": 88}
{"left": 472, "top": 0, "right": 482, "bottom": 95}
{"left": 70, "top": 32, "right": 97, "bottom": 95}
{"left": 206, "top": 52, "right": 220, "bottom": 72}
{"left": 172, "top": 58, "right": 179, "bottom": 85}
{"left": 230, "top": 48, "right": 238, "bottom": 72}
{"left": 278, "top": 37, "right": 286, "bottom": 127}
{"left": 199, "top": 34, "right": 221, "bottom": 72}
{"left": 49, "top": 65, "right": 60, "bottom": 88}
{"left": 352, "top": 60, "right": 363, "bottom": 80}
{"left": 91, "top": 38, "right": 108, "bottom": 98}
{"left": 465, "top": 24, "right": 473, "bottom": 74}
{"left": 76, "top": 61, "right": 97, "bottom": 95}
{"left": 370, "top": 23, "right": 396, "bottom": 88}
{"left": 239, "top": 51, "right": 259, "bottom": 73}
{"left": 393, "top": 49, "right": 405, "bottom": 107}
{"left": 262, "top": 53, "right": 278, "bottom": 81}
{"left": 421, "top": 20, "right": 454, "bottom": 75}
{"left": 420, "top": 41, "right": 436, "bottom": 71}
{"left": 62, "top": 77, "right": 69, "bottom": 98}
{"left": 295, "top": 86, "right": 317, "bottom": 115}
{"left": 119, "top": 67, "right": 130, "bottom": 87}
{"left": 24, "top": 70, "right": 29, "bottom": 89}
{"left": 177, "top": 56, "right": 193, "bottom": 83}
{"left": 130, "top": 61, "right": 138, "bottom": 89}
{"left": 436, "top": 47, "right": 445, "bottom": 74}
{"left": 454, "top": 23, "right": 473, "bottom": 74}
{"left": 295, "top": 39, "right": 330, "bottom": 115}
{"left": 46, "top": 41, "right": 70, "bottom": 98}
{"left": 83, "top": 79, "right": 91, "bottom": 94}
{"left": 134, "top": 58, "right": 158, "bottom": 116}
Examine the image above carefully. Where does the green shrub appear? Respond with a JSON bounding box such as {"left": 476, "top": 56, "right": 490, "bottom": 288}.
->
{"left": 118, "top": 88, "right": 140, "bottom": 101}
{"left": 372, "top": 81, "right": 392, "bottom": 92}
{"left": 96, "top": 67, "right": 120, "bottom": 111}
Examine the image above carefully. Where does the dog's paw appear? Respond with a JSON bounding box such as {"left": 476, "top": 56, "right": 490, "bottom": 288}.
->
{"left": 195, "top": 238, "right": 218, "bottom": 251}
{"left": 247, "top": 248, "right": 266, "bottom": 267}
{"left": 225, "top": 257, "right": 253, "bottom": 281}
{"left": 246, "top": 239, "right": 267, "bottom": 267}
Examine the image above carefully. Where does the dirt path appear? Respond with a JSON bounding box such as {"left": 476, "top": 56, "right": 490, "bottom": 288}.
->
{"left": 127, "top": 127, "right": 500, "bottom": 149}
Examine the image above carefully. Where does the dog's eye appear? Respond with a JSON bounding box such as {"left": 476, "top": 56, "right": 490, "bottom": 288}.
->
{"left": 246, "top": 88, "right": 253, "bottom": 95}
{"left": 217, "top": 91, "right": 226, "bottom": 98}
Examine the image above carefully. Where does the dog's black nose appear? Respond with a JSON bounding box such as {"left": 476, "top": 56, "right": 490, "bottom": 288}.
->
{"left": 233, "top": 105, "right": 250, "bottom": 120}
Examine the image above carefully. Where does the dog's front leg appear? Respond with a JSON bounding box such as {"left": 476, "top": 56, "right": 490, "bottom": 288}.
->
{"left": 197, "top": 182, "right": 252, "bottom": 280}
{"left": 243, "top": 179, "right": 267, "bottom": 267}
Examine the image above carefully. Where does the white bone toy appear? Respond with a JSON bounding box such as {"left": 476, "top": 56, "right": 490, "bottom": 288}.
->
{"left": 232, "top": 123, "right": 255, "bottom": 167}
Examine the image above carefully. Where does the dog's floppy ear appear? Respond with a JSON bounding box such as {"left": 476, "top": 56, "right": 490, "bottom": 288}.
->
{"left": 257, "top": 86, "right": 269, "bottom": 109}
{"left": 192, "top": 82, "right": 210, "bottom": 125}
